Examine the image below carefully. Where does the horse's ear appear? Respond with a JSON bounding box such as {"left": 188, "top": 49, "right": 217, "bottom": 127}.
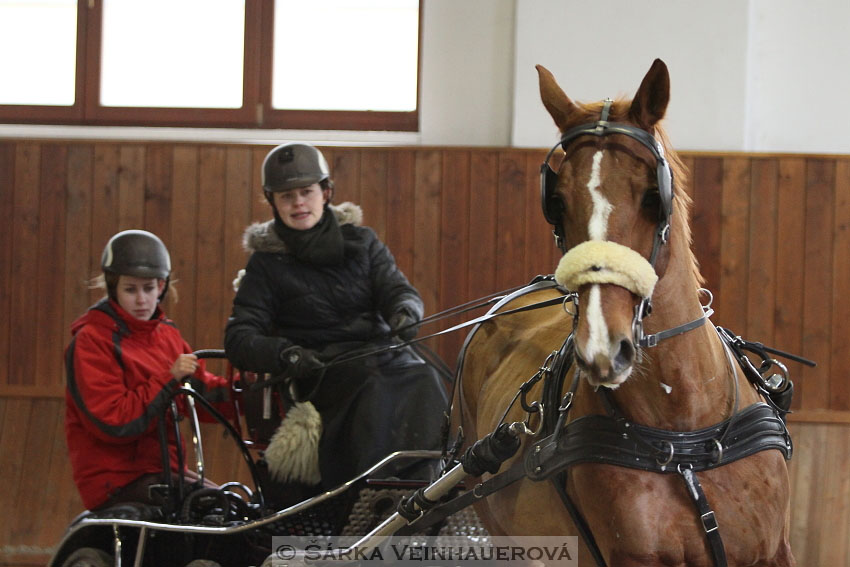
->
{"left": 628, "top": 59, "right": 670, "bottom": 130}
{"left": 537, "top": 64, "right": 579, "bottom": 132}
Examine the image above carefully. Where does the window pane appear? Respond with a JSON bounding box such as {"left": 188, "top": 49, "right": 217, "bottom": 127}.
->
{"left": 272, "top": 0, "right": 418, "bottom": 112}
{"left": 100, "top": 0, "right": 245, "bottom": 108}
{"left": 0, "top": 0, "right": 77, "bottom": 106}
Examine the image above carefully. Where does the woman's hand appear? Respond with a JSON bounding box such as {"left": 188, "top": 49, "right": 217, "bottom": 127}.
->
{"left": 170, "top": 353, "right": 199, "bottom": 380}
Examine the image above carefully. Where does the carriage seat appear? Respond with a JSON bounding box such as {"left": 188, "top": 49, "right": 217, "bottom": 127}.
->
{"left": 87, "top": 502, "right": 164, "bottom": 522}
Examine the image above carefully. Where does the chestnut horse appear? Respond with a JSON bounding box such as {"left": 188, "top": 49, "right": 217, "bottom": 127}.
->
{"left": 457, "top": 60, "right": 794, "bottom": 566}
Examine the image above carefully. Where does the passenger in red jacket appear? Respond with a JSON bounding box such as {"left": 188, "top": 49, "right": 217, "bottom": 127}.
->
{"left": 64, "top": 230, "right": 230, "bottom": 511}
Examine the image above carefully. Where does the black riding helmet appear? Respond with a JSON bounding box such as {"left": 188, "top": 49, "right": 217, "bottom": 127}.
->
{"left": 262, "top": 142, "right": 332, "bottom": 193}
{"left": 101, "top": 229, "right": 171, "bottom": 299}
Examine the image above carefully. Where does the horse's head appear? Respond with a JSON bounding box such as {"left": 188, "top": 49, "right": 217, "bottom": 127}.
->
{"left": 538, "top": 59, "right": 679, "bottom": 388}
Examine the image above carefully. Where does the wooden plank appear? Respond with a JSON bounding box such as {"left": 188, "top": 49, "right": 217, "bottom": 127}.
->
{"left": 775, "top": 158, "right": 806, "bottom": 409}
{"left": 64, "top": 145, "right": 94, "bottom": 355}
{"left": 9, "top": 143, "right": 40, "bottom": 387}
{"left": 385, "top": 150, "right": 416, "bottom": 277}
{"left": 467, "top": 151, "right": 499, "bottom": 296}
{"left": 831, "top": 159, "right": 850, "bottom": 411}
{"left": 9, "top": 399, "right": 60, "bottom": 544}
{"left": 525, "top": 151, "right": 558, "bottom": 278}
{"left": 90, "top": 145, "right": 121, "bottom": 304}
{"left": 144, "top": 144, "right": 174, "bottom": 242}
{"left": 716, "top": 157, "right": 750, "bottom": 333}
{"left": 438, "top": 150, "right": 471, "bottom": 365}
{"left": 787, "top": 422, "right": 817, "bottom": 563}
{"left": 170, "top": 146, "right": 200, "bottom": 345}
{"left": 0, "top": 143, "right": 15, "bottom": 387}
{"left": 689, "top": 157, "right": 723, "bottom": 292}
{"left": 35, "top": 145, "right": 68, "bottom": 388}
{"left": 224, "top": 147, "right": 253, "bottom": 325}
{"left": 37, "top": 399, "right": 80, "bottom": 544}
{"left": 194, "top": 146, "right": 227, "bottom": 350}
{"left": 251, "top": 147, "right": 270, "bottom": 223}
{"left": 412, "top": 150, "right": 442, "bottom": 312}
{"left": 495, "top": 151, "right": 528, "bottom": 289}
{"left": 330, "top": 149, "right": 361, "bottom": 205}
{"left": 117, "top": 145, "right": 146, "bottom": 230}
{"left": 801, "top": 158, "right": 834, "bottom": 411}
{"left": 358, "top": 149, "right": 388, "bottom": 242}
{"left": 746, "top": 158, "right": 778, "bottom": 344}
{"left": 0, "top": 399, "right": 33, "bottom": 546}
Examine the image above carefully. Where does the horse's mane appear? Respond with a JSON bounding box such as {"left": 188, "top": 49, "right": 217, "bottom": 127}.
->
{"left": 567, "top": 98, "right": 703, "bottom": 286}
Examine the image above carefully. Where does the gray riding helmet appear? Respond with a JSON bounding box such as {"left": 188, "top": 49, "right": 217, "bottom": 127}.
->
{"left": 101, "top": 230, "right": 171, "bottom": 279}
{"left": 262, "top": 142, "right": 330, "bottom": 192}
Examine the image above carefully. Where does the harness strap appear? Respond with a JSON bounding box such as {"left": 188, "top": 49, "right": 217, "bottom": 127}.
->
{"left": 525, "top": 403, "right": 791, "bottom": 479}
{"left": 638, "top": 307, "right": 713, "bottom": 348}
{"left": 550, "top": 473, "right": 608, "bottom": 567}
{"left": 679, "top": 466, "right": 728, "bottom": 567}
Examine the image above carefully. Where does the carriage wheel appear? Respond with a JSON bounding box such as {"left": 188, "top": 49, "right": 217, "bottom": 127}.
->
{"left": 60, "top": 547, "right": 112, "bottom": 567}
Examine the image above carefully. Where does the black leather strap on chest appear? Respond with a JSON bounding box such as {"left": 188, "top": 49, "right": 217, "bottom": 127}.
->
{"left": 525, "top": 402, "right": 791, "bottom": 480}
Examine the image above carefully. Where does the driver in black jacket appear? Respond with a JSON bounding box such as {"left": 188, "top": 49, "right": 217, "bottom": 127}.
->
{"left": 225, "top": 142, "right": 448, "bottom": 489}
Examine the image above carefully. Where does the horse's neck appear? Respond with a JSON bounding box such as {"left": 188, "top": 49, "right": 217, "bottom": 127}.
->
{"left": 614, "top": 256, "right": 748, "bottom": 430}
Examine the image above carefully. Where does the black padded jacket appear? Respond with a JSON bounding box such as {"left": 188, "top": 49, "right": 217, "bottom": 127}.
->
{"left": 224, "top": 203, "right": 422, "bottom": 374}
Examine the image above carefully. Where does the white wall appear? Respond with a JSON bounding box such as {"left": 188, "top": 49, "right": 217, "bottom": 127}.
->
{"left": 512, "top": 0, "right": 751, "bottom": 151}
{"left": 4, "top": 0, "right": 850, "bottom": 153}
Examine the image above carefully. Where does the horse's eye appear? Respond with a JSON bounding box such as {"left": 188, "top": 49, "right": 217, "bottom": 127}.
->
{"left": 641, "top": 189, "right": 661, "bottom": 211}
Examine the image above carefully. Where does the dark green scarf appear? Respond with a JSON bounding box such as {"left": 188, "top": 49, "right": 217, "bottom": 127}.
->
{"left": 273, "top": 206, "right": 344, "bottom": 266}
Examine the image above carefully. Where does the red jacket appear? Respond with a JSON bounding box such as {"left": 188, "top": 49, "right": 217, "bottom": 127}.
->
{"left": 64, "top": 299, "right": 230, "bottom": 510}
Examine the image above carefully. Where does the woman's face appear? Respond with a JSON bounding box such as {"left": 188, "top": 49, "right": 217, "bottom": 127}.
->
{"left": 272, "top": 183, "right": 329, "bottom": 231}
{"left": 115, "top": 275, "right": 165, "bottom": 320}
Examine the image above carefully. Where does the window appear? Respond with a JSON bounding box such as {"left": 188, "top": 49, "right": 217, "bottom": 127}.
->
{"left": 0, "top": 0, "right": 420, "bottom": 131}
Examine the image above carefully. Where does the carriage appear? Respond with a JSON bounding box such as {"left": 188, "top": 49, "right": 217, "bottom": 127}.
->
{"left": 50, "top": 59, "right": 812, "bottom": 567}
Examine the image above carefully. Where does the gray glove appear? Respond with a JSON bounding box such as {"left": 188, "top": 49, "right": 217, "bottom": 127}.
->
{"left": 389, "top": 309, "right": 420, "bottom": 341}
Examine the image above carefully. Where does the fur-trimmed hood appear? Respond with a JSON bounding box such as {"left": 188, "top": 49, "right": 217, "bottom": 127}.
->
{"left": 242, "top": 202, "right": 363, "bottom": 255}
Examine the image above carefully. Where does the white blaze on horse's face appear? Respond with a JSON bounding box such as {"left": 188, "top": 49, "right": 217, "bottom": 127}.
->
{"left": 576, "top": 150, "right": 637, "bottom": 388}
{"left": 586, "top": 151, "right": 612, "bottom": 241}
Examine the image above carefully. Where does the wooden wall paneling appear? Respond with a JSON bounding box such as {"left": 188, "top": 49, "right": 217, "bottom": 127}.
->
{"left": 801, "top": 159, "right": 835, "bottom": 411}
{"left": 358, "top": 150, "right": 388, "bottom": 242}
{"left": 817, "top": 424, "right": 850, "bottom": 564}
{"left": 195, "top": 147, "right": 228, "bottom": 351}
{"left": 90, "top": 145, "right": 121, "bottom": 301}
{"left": 330, "top": 148, "right": 361, "bottom": 205}
{"left": 831, "top": 160, "right": 850, "bottom": 410}
{"left": 63, "top": 146, "right": 94, "bottom": 366}
{"left": 36, "top": 145, "right": 68, "bottom": 389}
{"left": 747, "top": 158, "right": 778, "bottom": 344}
{"left": 144, "top": 144, "right": 174, "bottom": 243}
{"left": 0, "top": 399, "right": 32, "bottom": 547}
{"left": 412, "top": 150, "right": 442, "bottom": 314}
{"left": 10, "top": 399, "right": 60, "bottom": 545}
{"left": 495, "top": 151, "right": 528, "bottom": 289}
{"left": 438, "top": 150, "right": 471, "bottom": 366}
{"left": 0, "top": 143, "right": 15, "bottom": 387}
{"left": 39, "top": 399, "right": 80, "bottom": 547}
{"left": 467, "top": 151, "right": 499, "bottom": 296}
{"left": 9, "top": 143, "right": 40, "bottom": 387}
{"left": 524, "top": 151, "right": 558, "bottom": 279}
{"left": 787, "top": 421, "right": 816, "bottom": 562}
{"left": 385, "top": 151, "right": 416, "bottom": 278}
{"left": 117, "top": 145, "right": 146, "bottom": 230}
{"left": 170, "top": 146, "right": 200, "bottom": 346}
{"left": 224, "top": 147, "right": 254, "bottom": 328}
{"left": 716, "top": 157, "right": 751, "bottom": 334}
{"left": 775, "top": 158, "right": 807, "bottom": 409}
{"left": 250, "top": 147, "right": 269, "bottom": 224}
{"left": 689, "top": 157, "right": 723, "bottom": 293}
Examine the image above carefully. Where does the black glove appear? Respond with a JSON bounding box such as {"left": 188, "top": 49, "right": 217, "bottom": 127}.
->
{"left": 279, "top": 345, "right": 323, "bottom": 380}
{"left": 389, "top": 309, "right": 420, "bottom": 341}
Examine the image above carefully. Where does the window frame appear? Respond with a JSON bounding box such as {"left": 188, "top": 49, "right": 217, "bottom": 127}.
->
{"left": 0, "top": 0, "right": 420, "bottom": 131}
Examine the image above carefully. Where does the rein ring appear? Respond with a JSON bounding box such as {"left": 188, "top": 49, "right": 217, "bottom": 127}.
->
{"left": 656, "top": 441, "right": 675, "bottom": 467}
